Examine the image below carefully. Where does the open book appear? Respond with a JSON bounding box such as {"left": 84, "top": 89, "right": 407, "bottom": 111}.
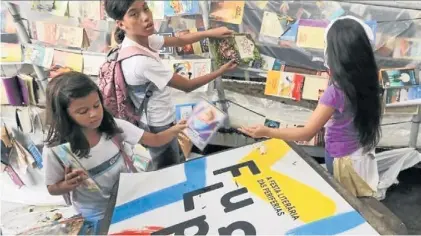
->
{"left": 209, "top": 34, "right": 262, "bottom": 67}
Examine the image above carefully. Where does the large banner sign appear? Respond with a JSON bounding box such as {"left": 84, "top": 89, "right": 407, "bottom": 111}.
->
{"left": 109, "top": 139, "right": 378, "bottom": 235}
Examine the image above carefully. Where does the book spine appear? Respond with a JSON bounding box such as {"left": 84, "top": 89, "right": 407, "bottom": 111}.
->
{"left": 5, "top": 165, "right": 25, "bottom": 188}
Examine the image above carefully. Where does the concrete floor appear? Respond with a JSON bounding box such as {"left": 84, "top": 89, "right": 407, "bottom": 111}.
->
{"left": 381, "top": 167, "right": 421, "bottom": 235}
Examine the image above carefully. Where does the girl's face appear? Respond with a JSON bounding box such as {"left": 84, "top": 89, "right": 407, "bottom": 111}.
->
{"left": 117, "top": 0, "right": 154, "bottom": 38}
{"left": 67, "top": 91, "right": 104, "bottom": 130}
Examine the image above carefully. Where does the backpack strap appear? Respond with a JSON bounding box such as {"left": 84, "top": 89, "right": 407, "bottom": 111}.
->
{"left": 117, "top": 45, "right": 160, "bottom": 62}
{"left": 117, "top": 45, "right": 159, "bottom": 127}
{"left": 111, "top": 135, "right": 138, "bottom": 173}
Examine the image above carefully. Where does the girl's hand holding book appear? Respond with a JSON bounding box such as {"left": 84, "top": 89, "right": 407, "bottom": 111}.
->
{"left": 63, "top": 166, "right": 87, "bottom": 190}
{"left": 218, "top": 59, "right": 238, "bottom": 73}
{"left": 171, "top": 119, "right": 188, "bottom": 134}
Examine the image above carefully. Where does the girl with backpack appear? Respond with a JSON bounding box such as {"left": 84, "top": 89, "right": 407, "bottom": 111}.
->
{"left": 239, "top": 16, "right": 382, "bottom": 197}
{"left": 104, "top": 0, "right": 237, "bottom": 170}
{"left": 43, "top": 71, "right": 187, "bottom": 220}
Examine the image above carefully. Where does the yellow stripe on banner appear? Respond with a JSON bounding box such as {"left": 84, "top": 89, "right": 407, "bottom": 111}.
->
{"left": 234, "top": 139, "right": 336, "bottom": 223}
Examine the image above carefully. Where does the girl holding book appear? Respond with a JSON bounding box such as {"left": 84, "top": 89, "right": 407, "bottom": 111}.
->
{"left": 239, "top": 16, "right": 381, "bottom": 197}
{"left": 104, "top": 0, "right": 237, "bottom": 170}
{"left": 43, "top": 72, "right": 187, "bottom": 220}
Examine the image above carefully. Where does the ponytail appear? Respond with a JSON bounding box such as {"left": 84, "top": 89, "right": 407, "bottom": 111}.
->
{"left": 114, "top": 27, "right": 125, "bottom": 44}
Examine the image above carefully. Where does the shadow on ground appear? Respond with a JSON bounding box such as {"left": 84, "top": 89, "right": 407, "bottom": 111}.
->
{"left": 381, "top": 168, "right": 421, "bottom": 235}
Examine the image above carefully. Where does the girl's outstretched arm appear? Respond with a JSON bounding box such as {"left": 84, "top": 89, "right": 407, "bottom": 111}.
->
{"left": 239, "top": 104, "right": 334, "bottom": 141}
{"left": 139, "top": 120, "right": 188, "bottom": 147}
{"left": 168, "top": 60, "right": 237, "bottom": 93}
{"left": 163, "top": 27, "right": 233, "bottom": 47}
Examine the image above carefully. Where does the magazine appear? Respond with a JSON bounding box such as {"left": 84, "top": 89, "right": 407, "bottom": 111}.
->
{"left": 183, "top": 100, "right": 227, "bottom": 150}
{"left": 380, "top": 68, "right": 418, "bottom": 88}
{"left": 51, "top": 143, "right": 101, "bottom": 192}
{"left": 210, "top": 34, "right": 262, "bottom": 67}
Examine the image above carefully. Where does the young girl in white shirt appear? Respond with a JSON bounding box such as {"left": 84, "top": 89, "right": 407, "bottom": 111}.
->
{"left": 43, "top": 72, "right": 187, "bottom": 220}
{"left": 104, "top": 0, "right": 237, "bottom": 170}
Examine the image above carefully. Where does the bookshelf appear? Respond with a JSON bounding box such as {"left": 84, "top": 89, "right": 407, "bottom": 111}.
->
{"left": 4, "top": 2, "right": 47, "bottom": 94}
{"left": 3, "top": 1, "right": 421, "bottom": 150}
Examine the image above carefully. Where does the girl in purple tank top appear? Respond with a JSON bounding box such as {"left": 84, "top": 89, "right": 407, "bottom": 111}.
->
{"left": 239, "top": 16, "right": 381, "bottom": 197}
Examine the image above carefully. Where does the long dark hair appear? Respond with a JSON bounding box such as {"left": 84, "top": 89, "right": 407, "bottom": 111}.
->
{"left": 45, "top": 71, "right": 122, "bottom": 158}
{"left": 326, "top": 18, "right": 381, "bottom": 153}
{"left": 104, "top": 0, "right": 136, "bottom": 44}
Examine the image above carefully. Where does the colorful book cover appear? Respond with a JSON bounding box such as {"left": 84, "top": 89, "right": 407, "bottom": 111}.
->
{"left": 55, "top": 25, "right": 87, "bottom": 48}
{"left": 393, "top": 38, "right": 421, "bottom": 60}
{"left": 52, "top": 50, "right": 83, "bottom": 72}
{"left": 264, "top": 70, "right": 281, "bottom": 96}
{"left": 183, "top": 100, "right": 227, "bottom": 150}
{"left": 380, "top": 68, "right": 417, "bottom": 88}
{"left": 264, "top": 71, "right": 304, "bottom": 101}
{"left": 174, "top": 28, "right": 208, "bottom": 56}
{"left": 296, "top": 19, "right": 330, "bottom": 49}
{"left": 210, "top": 34, "right": 262, "bottom": 67}
{"left": 280, "top": 21, "right": 299, "bottom": 42}
{"left": 302, "top": 75, "right": 329, "bottom": 101}
{"left": 174, "top": 29, "right": 194, "bottom": 55}
{"left": 209, "top": 1, "right": 245, "bottom": 25}
{"left": 147, "top": 1, "right": 165, "bottom": 20}
{"left": 171, "top": 59, "right": 211, "bottom": 92}
{"left": 175, "top": 103, "right": 196, "bottom": 122}
{"left": 53, "top": 144, "right": 101, "bottom": 192}
{"left": 260, "top": 11, "right": 293, "bottom": 38}
{"left": 164, "top": 1, "right": 200, "bottom": 17}
{"left": 0, "top": 43, "right": 22, "bottom": 62}
{"left": 172, "top": 60, "right": 194, "bottom": 79}
{"left": 23, "top": 44, "right": 54, "bottom": 68}
{"left": 189, "top": 27, "right": 209, "bottom": 55}
{"left": 385, "top": 86, "right": 421, "bottom": 105}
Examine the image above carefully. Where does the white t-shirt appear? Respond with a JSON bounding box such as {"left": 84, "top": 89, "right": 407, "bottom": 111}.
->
{"left": 43, "top": 119, "right": 144, "bottom": 220}
{"left": 121, "top": 35, "right": 175, "bottom": 127}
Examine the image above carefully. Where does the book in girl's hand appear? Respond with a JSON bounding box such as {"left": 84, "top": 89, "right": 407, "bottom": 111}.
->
{"left": 379, "top": 68, "right": 418, "bottom": 88}
{"left": 183, "top": 100, "right": 227, "bottom": 150}
{"left": 210, "top": 34, "right": 262, "bottom": 68}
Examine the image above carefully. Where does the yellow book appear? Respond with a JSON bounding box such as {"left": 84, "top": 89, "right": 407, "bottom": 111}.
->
{"left": 52, "top": 50, "right": 83, "bottom": 72}
{"left": 264, "top": 70, "right": 281, "bottom": 96}
{"left": 302, "top": 75, "right": 329, "bottom": 101}
{"left": 0, "top": 43, "right": 22, "bottom": 62}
